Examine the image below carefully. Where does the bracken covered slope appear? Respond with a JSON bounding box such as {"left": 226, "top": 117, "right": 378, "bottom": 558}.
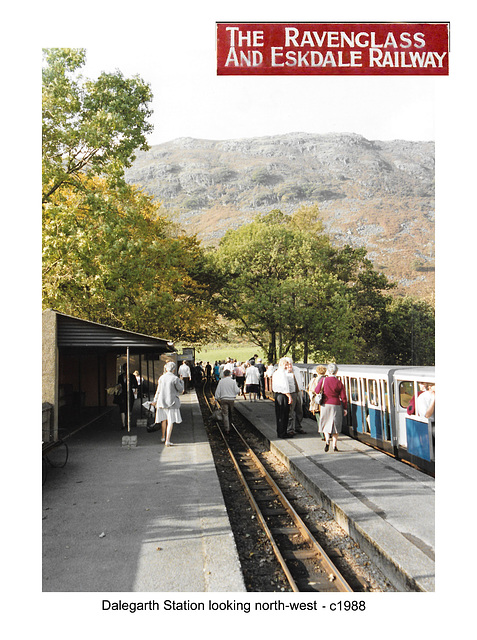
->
{"left": 125, "top": 132, "right": 435, "bottom": 298}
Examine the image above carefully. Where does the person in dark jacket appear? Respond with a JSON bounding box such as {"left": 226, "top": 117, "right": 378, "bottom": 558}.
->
{"left": 255, "top": 358, "right": 266, "bottom": 399}
{"left": 117, "top": 363, "right": 138, "bottom": 429}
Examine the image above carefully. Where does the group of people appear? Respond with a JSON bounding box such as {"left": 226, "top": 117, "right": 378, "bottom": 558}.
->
{"left": 407, "top": 381, "right": 436, "bottom": 422}
{"left": 213, "top": 355, "right": 267, "bottom": 431}
{"left": 139, "top": 354, "right": 349, "bottom": 451}
{"left": 212, "top": 355, "right": 348, "bottom": 452}
{"left": 212, "top": 356, "right": 268, "bottom": 401}
{"left": 144, "top": 354, "right": 271, "bottom": 445}
{"left": 118, "top": 356, "right": 435, "bottom": 454}
{"left": 271, "top": 359, "right": 347, "bottom": 451}
{"left": 115, "top": 361, "right": 183, "bottom": 446}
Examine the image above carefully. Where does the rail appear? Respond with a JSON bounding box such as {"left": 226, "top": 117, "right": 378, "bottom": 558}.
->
{"left": 201, "top": 380, "right": 353, "bottom": 592}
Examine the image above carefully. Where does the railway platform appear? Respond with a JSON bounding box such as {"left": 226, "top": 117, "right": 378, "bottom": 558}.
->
{"left": 42, "top": 392, "right": 246, "bottom": 592}
{"left": 234, "top": 397, "right": 435, "bottom": 592}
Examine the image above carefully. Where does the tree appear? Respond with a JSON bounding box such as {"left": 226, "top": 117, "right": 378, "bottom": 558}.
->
{"left": 381, "top": 296, "right": 435, "bottom": 365}
{"left": 42, "top": 49, "right": 217, "bottom": 343}
{"left": 212, "top": 207, "right": 362, "bottom": 363}
{"left": 327, "top": 245, "right": 395, "bottom": 363}
{"left": 42, "top": 175, "right": 217, "bottom": 342}
{"left": 42, "top": 48, "right": 153, "bottom": 203}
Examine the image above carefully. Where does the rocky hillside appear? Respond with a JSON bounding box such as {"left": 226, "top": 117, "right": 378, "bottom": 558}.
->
{"left": 125, "top": 132, "right": 435, "bottom": 298}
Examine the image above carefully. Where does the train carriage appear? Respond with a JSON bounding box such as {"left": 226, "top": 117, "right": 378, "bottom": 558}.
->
{"left": 393, "top": 367, "right": 435, "bottom": 473}
{"left": 295, "top": 363, "right": 435, "bottom": 476}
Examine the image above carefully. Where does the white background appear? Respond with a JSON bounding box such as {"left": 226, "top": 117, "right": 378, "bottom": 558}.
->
{"left": 3, "top": 0, "right": 475, "bottom": 636}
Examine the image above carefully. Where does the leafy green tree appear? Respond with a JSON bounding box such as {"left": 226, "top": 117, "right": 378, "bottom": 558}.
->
{"left": 327, "top": 245, "right": 395, "bottom": 363}
{"left": 381, "top": 296, "right": 435, "bottom": 365}
{"left": 42, "top": 48, "right": 153, "bottom": 203}
{"left": 212, "top": 207, "right": 363, "bottom": 363}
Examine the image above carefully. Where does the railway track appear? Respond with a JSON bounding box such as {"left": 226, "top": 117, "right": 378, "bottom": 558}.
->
{"left": 200, "top": 381, "right": 353, "bottom": 593}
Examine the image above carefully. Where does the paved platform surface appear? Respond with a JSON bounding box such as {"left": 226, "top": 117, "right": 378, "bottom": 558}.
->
{"left": 43, "top": 391, "right": 435, "bottom": 593}
{"left": 42, "top": 392, "right": 246, "bottom": 592}
{"left": 234, "top": 397, "right": 435, "bottom": 592}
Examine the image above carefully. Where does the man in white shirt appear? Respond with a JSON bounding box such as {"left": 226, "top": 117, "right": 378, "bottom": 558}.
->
{"left": 223, "top": 358, "right": 235, "bottom": 374}
{"left": 214, "top": 370, "right": 240, "bottom": 432}
{"left": 178, "top": 360, "right": 191, "bottom": 394}
{"left": 272, "top": 358, "right": 294, "bottom": 439}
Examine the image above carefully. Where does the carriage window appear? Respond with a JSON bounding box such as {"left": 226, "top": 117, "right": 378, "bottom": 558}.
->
{"left": 399, "top": 381, "right": 414, "bottom": 409}
{"left": 383, "top": 381, "right": 390, "bottom": 414}
{"left": 368, "top": 379, "right": 378, "bottom": 406}
{"left": 350, "top": 378, "right": 359, "bottom": 402}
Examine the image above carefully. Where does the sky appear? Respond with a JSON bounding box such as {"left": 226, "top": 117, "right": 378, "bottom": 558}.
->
{"left": 80, "top": 42, "right": 437, "bottom": 146}
{"left": 31, "top": 0, "right": 458, "bottom": 147}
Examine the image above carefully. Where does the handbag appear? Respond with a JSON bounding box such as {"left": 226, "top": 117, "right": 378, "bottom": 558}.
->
{"left": 112, "top": 384, "right": 123, "bottom": 405}
{"left": 316, "top": 377, "right": 326, "bottom": 405}
{"left": 142, "top": 400, "right": 156, "bottom": 414}
{"left": 212, "top": 408, "right": 223, "bottom": 422}
{"left": 106, "top": 384, "right": 122, "bottom": 404}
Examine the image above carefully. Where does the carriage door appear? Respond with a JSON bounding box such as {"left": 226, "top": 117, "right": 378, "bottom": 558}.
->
{"left": 380, "top": 379, "right": 392, "bottom": 442}
{"left": 395, "top": 379, "right": 414, "bottom": 448}
{"left": 366, "top": 378, "right": 383, "bottom": 439}
{"left": 350, "top": 377, "right": 365, "bottom": 433}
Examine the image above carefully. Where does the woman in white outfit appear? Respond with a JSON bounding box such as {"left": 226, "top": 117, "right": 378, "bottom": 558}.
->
{"left": 153, "top": 361, "right": 184, "bottom": 446}
{"left": 244, "top": 361, "right": 260, "bottom": 402}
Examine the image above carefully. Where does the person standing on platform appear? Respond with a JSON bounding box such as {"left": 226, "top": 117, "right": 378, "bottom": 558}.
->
{"left": 178, "top": 360, "right": 191, "bottom": 394}
{"left": 285, "top": 358, "right": 306, "bottom": 435}
{"left": 255, "top": 358, "right": 266, "bottom": 399}
{"left": 133, "top": 370, "right": 142, "bottom": 400}
{"left": 272, "top": 358, "right": 294, "bottom": 439}
{"left": 314, "top": 363, "right": 347, "bottom": 452}
{"left": 214, "top": 369, "right": 240, "bottom": 433}
{"left": 265, "top": 363, "right": 276, "bottom": 393}
{"left": 233, "top": 361, "right": 246, "bottom": 398}
{"left": 223, "top": 358, "right": 234, "bottom": 375}
{"left": 308, "top": 365, "right": 327, "bottom": 440}
{"left": 117, "top": 363, "right": 138, "bottom": 429}
{"left": 152, "top": 361, "right": 184, "bottom": 446}
{"left": 244, "top": 361, "right": 260, "bottom": 402}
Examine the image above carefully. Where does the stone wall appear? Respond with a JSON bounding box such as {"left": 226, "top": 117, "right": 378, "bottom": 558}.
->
{"left": 42, "top": 309, "right": 58, "bottom": 440}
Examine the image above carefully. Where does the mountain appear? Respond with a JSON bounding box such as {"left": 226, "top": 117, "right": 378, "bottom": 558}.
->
{"left": 124, "top": 132, "right": 435, "bottom": 298}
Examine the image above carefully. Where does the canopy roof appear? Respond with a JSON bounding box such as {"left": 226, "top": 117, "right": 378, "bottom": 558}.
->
{"left": 47, "top": 310, "right": 175, "bottom": 354}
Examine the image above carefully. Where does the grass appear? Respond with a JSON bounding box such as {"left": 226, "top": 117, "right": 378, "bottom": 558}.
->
{"left": 195, "top": 343, "right": 266, "bottom": 364}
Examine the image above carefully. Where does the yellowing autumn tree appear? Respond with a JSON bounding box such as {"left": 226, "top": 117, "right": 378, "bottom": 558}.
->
{"left": 43, "top": 174, "right": 216, "bottom": 341}
{"left": 42, "top": 49, "right": 217, "bottom": 343}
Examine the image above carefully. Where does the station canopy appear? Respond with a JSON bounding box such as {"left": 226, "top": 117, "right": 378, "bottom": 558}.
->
{"left": 53, "top": 310, "right": 175, "bottom": 355}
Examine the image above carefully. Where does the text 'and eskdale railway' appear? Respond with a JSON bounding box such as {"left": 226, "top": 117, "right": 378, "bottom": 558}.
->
{"left": 217, "top": 22, "right": 449, "bottom": 75}
{"left": 225, "top": 48, "right": 447, "bottom": 69}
